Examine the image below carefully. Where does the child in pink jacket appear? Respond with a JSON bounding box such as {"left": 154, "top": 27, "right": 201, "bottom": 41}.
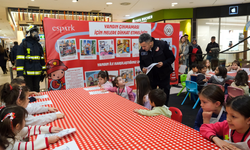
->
{"left": 200, "top": 95, "right": 250, "bottom": 150}
{"left": 106, "top": 76, "right": 134, "bottom": 102}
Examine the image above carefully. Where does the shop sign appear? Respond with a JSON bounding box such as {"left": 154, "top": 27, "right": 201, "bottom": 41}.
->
{"left": 132, "top": 15, "right": 153, "bottom": 22}
{"left": 229, "top": 6, "right": 238, "bottom": 15}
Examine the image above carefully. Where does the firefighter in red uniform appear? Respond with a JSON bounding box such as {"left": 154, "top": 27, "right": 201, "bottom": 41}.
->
{"left": 46, "top": 59, "right": 68, "bottom": 91}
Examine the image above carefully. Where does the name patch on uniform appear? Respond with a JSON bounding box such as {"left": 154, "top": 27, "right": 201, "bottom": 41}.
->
{"left": 141, "top": 52, "right": 148, "bottom": 56}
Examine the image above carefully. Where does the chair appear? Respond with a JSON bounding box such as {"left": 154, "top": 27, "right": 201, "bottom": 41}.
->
{"left": 207, "top": 83, "right": 224, "bottom": 92}
{"left": 227, "top": 86, "right": 244, "bottom": 99}
{"left": 181, "top": 81, "right": 200, "bottom": 109}
{"left": 177, "top": 74, "right": 187, "bottom": 96}
{"left": 169, "top": 107, "right": 183, "bottom": 123}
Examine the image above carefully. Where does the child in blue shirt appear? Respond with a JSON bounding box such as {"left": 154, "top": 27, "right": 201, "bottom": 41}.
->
{"left": 194, "top": 84, "right": 227, "bottom": 131}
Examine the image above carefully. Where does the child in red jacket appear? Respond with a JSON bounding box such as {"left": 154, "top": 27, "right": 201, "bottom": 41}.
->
{"left": 200, "top": 95, "right": 250, "bottom": 150}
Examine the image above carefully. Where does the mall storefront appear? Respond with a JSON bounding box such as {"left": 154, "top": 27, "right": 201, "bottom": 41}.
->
{"left": 193, "top": 3, "right": 250, "bottom": 63}
{"left": 125, "top": 8, "right": 193, "bottom": 42}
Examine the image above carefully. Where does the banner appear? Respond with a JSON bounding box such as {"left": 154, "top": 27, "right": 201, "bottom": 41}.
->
{"left": 43, "top": 18, "right": 179, "bottom": 91}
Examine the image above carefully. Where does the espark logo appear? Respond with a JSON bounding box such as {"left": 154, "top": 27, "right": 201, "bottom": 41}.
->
{"left": 52, "top": 25, "right": 75, "bottom": 33}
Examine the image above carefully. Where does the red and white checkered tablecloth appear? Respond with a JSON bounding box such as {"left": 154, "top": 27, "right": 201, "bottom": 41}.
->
{"left": 31, "top": 88, "right": 219, "bottom": 150}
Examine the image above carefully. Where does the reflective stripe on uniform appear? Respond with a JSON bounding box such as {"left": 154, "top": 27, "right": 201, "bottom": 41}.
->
{"left": 25, "top": 56, "right": 41, "bottom": 60}
{"left": 42, "top": 66, "right": 46, "bottom": 69}
{"left": 16, "top": 66, "right": 24, "bottom": 71}
{"left": 41, "top": 57, "right": 44, "bottom": 59}
{"left": 16, "top": 55, "right": 25, "bottom": 59}
{"left": 23, "top": 71, "right": 42, "bottom": 75}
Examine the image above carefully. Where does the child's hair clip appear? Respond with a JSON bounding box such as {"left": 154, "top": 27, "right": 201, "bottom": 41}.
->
{"left": 1, "top": 112, "right": 16, "bottom": 122}
{"left": 9, "top": 85, "right": 13, "bottom": 91}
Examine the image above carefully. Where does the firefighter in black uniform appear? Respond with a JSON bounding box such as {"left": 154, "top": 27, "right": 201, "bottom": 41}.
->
{"left": 16, "top": 25, "right": 46, "bottom": 92}
{"left": 139, "top": 33, "right": 175, "bottom": 105}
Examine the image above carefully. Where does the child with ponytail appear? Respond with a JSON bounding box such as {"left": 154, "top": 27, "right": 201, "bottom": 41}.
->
{"left": 97, "top": 70, "right": 113, "bottom": 89}
{"left": 0, "top": 83, "right": 65, "bottom": 126}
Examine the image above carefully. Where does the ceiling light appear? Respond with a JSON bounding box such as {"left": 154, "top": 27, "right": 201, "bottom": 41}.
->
{"left": 31, "top": 0, "right": 34, "bottom": 1}
{"left": 106, "top": 2, "right": 112, "bottom": 5}
{"left": 172, "top": 2, "right": 178, "bottom": 6}
{"left": 72, "top": 0, "right": 78, "bottom": 2}
{"left": 125, "top": 15, "right": 130, "bottom": 17}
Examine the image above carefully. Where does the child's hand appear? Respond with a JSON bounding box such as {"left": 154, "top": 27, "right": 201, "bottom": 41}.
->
{"left": 202, "top": 111, "right": 213, "bottom": 124}
{"left": 51, "top": 127, "right": 63, "bottom": 133}
{"left": 203, "top": 78, "right": 208, "bottom": 82}
{"left": 48, "top": 107, "right": 58, "bottom": 112}
{"left": 56, "top": 113, "right": 65, "bottom": 119}
{"left": 134, "top": 109, "right": 139, "bottom": 113}
{"left": 213, "top": 137, "right": 241, "bottom": 150}
{"left": 48, "top": 135, "right": 61, "bottom": 144}
{"left": 142, "top": 68, "right": 147, "bottom": 74}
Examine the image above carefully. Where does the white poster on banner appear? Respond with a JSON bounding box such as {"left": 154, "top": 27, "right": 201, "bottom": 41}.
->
{"left": 98, "top": 39, "right": 115, "bottom": 60}
{"left": 65, "top": 67, "right": 84, "bottom": 89}
{"left": 57, "top": 39, "right": 78, "bottom": 61}
{"left": 120, "top": 68, "right": 134, "bottom": 86}
{"left": 108, "top": 71, "right": 118, "bottom": 81}
{"left": 132, "top": 39, "right": 140, "bottom": 57}
{"left": 161, "top": 38, "right": 172, "bottom": 50}
{"left": 89, "top": 22, "right": 151, "bottom": 37}
{"left": 80, "top": 39, "right": 97, "bottom": 60}
{"left": 116, "top": 38, "right": 131, "bottom": 57}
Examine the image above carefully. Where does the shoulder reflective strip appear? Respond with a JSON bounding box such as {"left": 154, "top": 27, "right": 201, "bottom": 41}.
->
{"left": 41, "top": 57, "right": 44, "bottom": 59}
{"left": 42, "top": 66, "right": 46, "bottom": 69}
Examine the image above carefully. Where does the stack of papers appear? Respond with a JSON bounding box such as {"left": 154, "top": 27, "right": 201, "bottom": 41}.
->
{"left": 89, "top": 91, "right": 109, "bottom": 95}
{"left": 53, "top": 140, "right": 79, "bottom": 150}
{"left": 83, "top": 87, "right": 101, "bottom": 91}
{"left": 37, "top": 128, "right": 76, "bottom": 140}
{"left": 27, "top": 101, "right": 53, "bottom": 108}
{"left": 34, "top": 95, "right": 49, "bottom": 99}
{"left": 144, "top": 63, "right": 158, "bottom": 74}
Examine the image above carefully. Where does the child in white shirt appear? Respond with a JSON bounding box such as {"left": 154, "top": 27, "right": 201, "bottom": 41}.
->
{"left": 187, "top": 64, "right": 198, "bottom": 81}
{"left": 0, "top": 106, "right": 62, "bottom": 150}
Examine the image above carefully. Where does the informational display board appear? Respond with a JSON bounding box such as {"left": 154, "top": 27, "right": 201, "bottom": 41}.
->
{"left": 43, "top": 18, "right": 179, "bottom": 90}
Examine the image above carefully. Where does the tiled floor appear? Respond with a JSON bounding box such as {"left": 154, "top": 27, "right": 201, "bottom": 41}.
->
{"left": 0, "top": 68, "right": 185, "bottom": 94}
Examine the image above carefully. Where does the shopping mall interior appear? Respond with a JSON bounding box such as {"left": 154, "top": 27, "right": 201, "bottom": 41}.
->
{"left": 1, "top": 0, "right": 250, "bottom": 149}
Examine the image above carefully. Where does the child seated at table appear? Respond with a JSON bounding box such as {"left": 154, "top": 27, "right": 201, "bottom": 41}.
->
{"left": 187, "top": 64, "right": 198, "bottom": 81}
{"left": 227, "top": 60, "right": 241, "bottom": 72}
{"left": 0, "top": 105, "right": 62, "bottom": 150}
{"left": 106, "top": 76, "right": 135, "bottom": 102}
{"left": 230, "top": 70, "right": 249, "bottom": 95}
{"left": 135, "top": 74, "right": 152, "bottom": 110}
{"left": 134, "top": 89, "right": 172, "bottom": 118}
{"left": 208, "top": 66, "right": 227, "bottom": 85}
{"left": 203, "top": 60, "right": 213, "bottom": 73}
{"left": 11, "top": 77, "right": 40, "bottom": 102}
{"left": 194, "top": 85, "right": 227, "bottom": 131}
{"left": 197, "top": 64, "right": 208, "bottom": 91}
{"left": 0, "top": 83, "right": 65, "bottom": 126}
{"left": 10, "top": 78, "right": 59, "bottom": 115}
{"left": 97, "top": 70, "right": 113, "bottom": 90}
{"left": 200, "top": 95, "right": 250, "bottom": 150}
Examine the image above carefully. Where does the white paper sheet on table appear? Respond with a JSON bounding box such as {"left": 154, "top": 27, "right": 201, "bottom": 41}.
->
{"left": 34, "top": 95, "right": 49, "bottom": 99}
{"left": 83, "top": 87, "right": 101, "bottom": 91}
{"left": 53, "top": 140, "right": 79, "bottom": 150}
{"left": 89, "top": 91, "right": 109, "bottom": 95}
{"left": 36, "top": 128, "right": 76, "bottom": 140}
{"left": 178, "top": 65, "right": 186, "bottom": 74}
{"left": 27, "top": 101, "right": 53, "bottom": 107}
{"left": 144, "top": 63, "right": 158, "bottom": 75}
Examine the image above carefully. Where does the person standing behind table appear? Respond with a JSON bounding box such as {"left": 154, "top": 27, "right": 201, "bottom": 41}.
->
{"left": 16, "top": 25, "right": 46, "bottom": 92}
{"left": 139, "top": 33, "right": 175, "bottom": 106}
{"left": 0, "top": 45, "right": 8, "bottom": 74}
{"left": 10, "top": 41, "right": 18, "bottom": 66}
{"left": 206, "top": 36, "right": 219, "bottom": 61}
{"left": 179, "top": 36, "right": 190, "bottom": 73}
{"left": 190, "top": 38, "right": 203, "bottom": 67}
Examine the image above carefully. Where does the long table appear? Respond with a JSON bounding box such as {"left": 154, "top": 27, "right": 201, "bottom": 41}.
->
{"left": 31, "top": 87, "right": 219, "bottom": 150}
